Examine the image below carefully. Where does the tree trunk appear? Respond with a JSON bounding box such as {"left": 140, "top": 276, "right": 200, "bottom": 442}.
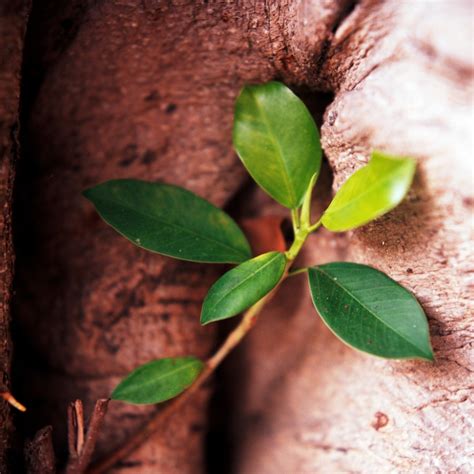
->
{"left": 5, "top": 0, "right": 473, "bottom": 472}
{"left": 232, "top": 1, "right": 474, "bottom": 473}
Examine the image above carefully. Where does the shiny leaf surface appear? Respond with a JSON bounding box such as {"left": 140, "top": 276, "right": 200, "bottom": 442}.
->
{"left": 201, "top": 251, "right": 286, "bottom": 325}
{"left": 84, "top": 179, "right": 251, "bottom": 263}
{"left": 308, "top": 262, "right": 433, "bottom": 360}
{"left": 233, "top": 81, "right": 321, "bottom": 208}
{"left": 112, "top": 357, "right": 203, "bottom": 404}
{"left": 322, "top": 151, "right": 416, "bottom": 231}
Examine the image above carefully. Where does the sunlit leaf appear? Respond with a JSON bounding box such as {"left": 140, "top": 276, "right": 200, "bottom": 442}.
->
{"left": 233, "top": 81, "right": 321, "bottom": 209}
{"left": 322, "top": 151, "right": 416, "bottom": 232}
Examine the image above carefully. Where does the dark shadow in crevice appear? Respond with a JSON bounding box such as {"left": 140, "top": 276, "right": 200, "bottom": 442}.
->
{"left": 331, "top": 0, "right": 358, "bottom": 34}
{"left": 9, "top": 1, "right": 90, "bottom": 471}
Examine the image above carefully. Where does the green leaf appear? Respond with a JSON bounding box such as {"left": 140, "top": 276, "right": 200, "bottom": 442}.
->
{"left": 322, "top": 151, "right": 416, "bottom": 232}
{"left": 83, "top": 179, "right": 251, "bottom": 264}
{"left": 112, "top": 356, "right": 204, "bottom": 404}
{"left": 201, "top": 251, "right": 286, "bottom": 325}
{"left": 308, "top": 262, "right": 433, "bottom": 360}
{"left": 233, "top": 81, "right": 322, "bottom": 209}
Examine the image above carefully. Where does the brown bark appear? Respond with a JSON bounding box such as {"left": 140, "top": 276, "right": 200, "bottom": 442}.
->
{"left": 0, "top": 0, "right": 30, "bottom": 468}
{"left": 233, "top": 1, "right": 474, "bottom": 473}
{"left": 6, "top": 0, "right": 473, "bottom": 472}
{"left": 14, "top": 1, "right": 351, "bottom": 472}
{"left": 24, "top": 426, "right": 55, "bottom": 474}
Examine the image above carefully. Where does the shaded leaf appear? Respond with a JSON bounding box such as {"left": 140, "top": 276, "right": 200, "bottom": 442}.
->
{"left": 322, "top": 151, "right": 416, "bottom": 232}
{"left": 84, "top": 179, "right": 251, "bottom": 263}
{"left": 233, "top": 81, "right": 322, "bottom": 209}
{"left": 201, "top": 251, "right": 286, "bottom": 325}
{"left": 111, "top": 357, "right": 204, "bottom": 404}
{"left": 308, "top": 262, "right": 433, "bottom": 360}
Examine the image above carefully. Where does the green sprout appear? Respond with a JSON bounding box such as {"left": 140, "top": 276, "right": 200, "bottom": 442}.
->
{"left": 84, "top": 81, "right": 433, "bottom": 407}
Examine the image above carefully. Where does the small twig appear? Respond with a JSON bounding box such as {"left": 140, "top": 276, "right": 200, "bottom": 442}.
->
{"left": 66, "top": 399, "right": 109, "bottom": 474}
{"left": 78, "top": 400, "right": 109, "bottom": 471}
{"left": 89, "top": 267, "right": 290, "bottom": 474}
{"left": 1, "top": 391, "right": 26, "bottom": 412}
{"left": 67, "top": 404, "right": 78, "bottom": 459}
{"left": 72, "top": 400, "right": 85, "bottom": 455}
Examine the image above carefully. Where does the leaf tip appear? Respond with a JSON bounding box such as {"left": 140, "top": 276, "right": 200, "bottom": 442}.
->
{"left": 199, "top": 312, "right": 211, "bottom": 326}
{"left": 419, "top": 347, "right": 435, "bottom": 362}
{"left": 81, "top": 186, "right": 94, "bottom": 201}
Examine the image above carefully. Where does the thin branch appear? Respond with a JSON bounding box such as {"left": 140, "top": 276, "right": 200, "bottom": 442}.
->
{"left": 74, "top": 400, "right": 85, "bottom": 455}
{"left": 89, "top": 268, "right": 290, "bottom": 474}
{"left": 301, "top": 172, "right": 318, "bottom": 228}
{"left": 67, "top": 403, "right": 78, "bottom": 459}
{"left": 79, "top": 399, "right": 109, "bottom": 472}
{"left": 66, "top": 399, "right": 109, "bottom": 474}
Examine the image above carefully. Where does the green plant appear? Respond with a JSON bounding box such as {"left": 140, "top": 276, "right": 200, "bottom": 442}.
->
{"left": 84, "top": 81, "right": 433, "bottom": 408}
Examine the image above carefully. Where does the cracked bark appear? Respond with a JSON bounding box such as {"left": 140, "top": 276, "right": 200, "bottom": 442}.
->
{"left": 6, "top": 0, "right": 473, "bottom": 472}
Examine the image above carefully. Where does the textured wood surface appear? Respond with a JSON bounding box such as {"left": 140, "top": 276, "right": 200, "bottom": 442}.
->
{"left": 14, "top": 1, "right": 351, "bottom": 471}
{"left": 0, "top": 0, "right": 30, "bottom": 468}
{"left": 6, "top": 0, "right": 473, "bottom": 472}
{"left": 233, "top": 1, "right": 474, "bottom": 473}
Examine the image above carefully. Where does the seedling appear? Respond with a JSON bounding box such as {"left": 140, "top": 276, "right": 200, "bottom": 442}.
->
{"left": 84, "top": 81, "right": 433, "bottom": 408}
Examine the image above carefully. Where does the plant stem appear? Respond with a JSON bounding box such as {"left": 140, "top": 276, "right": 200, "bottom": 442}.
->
{"left": 291, "top": 208, "right": 300, "bottom": 234}
{"left": 89, "top": 206, "right": 321, "bottom": 473}
{"left": 301, "top": 173, "right": 317, "bottom": 229}
{"left": 308, "top": 218, "right": 322, "bottom": 233}
{"left": 287, "top": 267, "right": 308, "bottom": 277}
{"left": 285, "top": 226, "right": 308, "bottom": 260}
{"left": 89, "top": 266, "right": 290, "bottom": 474}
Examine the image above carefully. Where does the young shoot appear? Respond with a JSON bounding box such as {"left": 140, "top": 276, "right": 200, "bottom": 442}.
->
{"left": 84, "top": 81, "right": 433, "bottom": 412}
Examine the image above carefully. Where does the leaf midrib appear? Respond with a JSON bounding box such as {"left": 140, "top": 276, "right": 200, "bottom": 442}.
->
{"left": 315, "top": 267, "right": 426, "bottom": 356}
{"left": 253, "top": 93, "right": 297, "bottom": 207}
{"left": 94, "top": 194, "right": 248, "bottom": 259}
